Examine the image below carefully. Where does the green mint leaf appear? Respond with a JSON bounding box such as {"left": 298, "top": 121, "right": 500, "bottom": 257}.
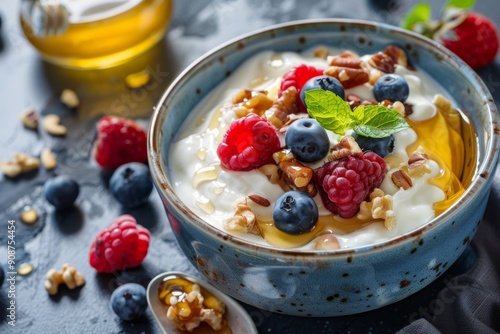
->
{"left": 304, "top": 89, "right": 355, "bottom": 136}
{"left": 352, "top": 105, "right": 410, "bottom": 138}
{"left": 402, "top": 3, "right": 432, "bottom": 33}
{"left": 445, "top": 0, "right": 475, "bottom": 10}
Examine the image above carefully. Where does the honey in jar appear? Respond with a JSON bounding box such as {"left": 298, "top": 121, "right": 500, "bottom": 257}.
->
{"left": 20, "top": 0, "right": 172, "bottom": 69}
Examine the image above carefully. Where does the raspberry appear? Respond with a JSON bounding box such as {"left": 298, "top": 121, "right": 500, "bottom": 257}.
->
{"left": 279, "top": 64, "right": 324, "bottom": 112}
{"left": 439, "top": 12, "right": 499, "bottom": 70}
{"left": 89, "top": 214, "right": 150, "bottom": 273}
{"left": 94, "top": 116, "right": 148, "bottom": 170}
{"left": 217, "top": 113, "right": 280, "bottom": 171}
{"left": 315, "top": 152, "right": 387, "bottom": 218}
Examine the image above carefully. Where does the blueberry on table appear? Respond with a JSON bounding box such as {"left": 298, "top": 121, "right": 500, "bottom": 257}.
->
{"left": 351, "top": 132, "right": 395, "bottom": 158}
{"left": 110, "top": 283, "right": 148, "bottom": 321}
{"left": 373, "top": 73, "right": 409, "bottom": 103}
{"left": 285, "top": 118, "right": 330, "bottom": 163}
{"left": 273, "top": 191, "right": 319, "bottom": 234}
{"left": 109, "top": 162, "right": 153, "bottom": 209}
{"left": 300, "top": 75, "right": 346, "bottom": 105}
{"left": 43, "top": 175, "right": 79, "bottom": 210}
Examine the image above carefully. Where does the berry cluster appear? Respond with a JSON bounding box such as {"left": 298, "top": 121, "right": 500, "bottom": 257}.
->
{"left": 217, "top": 59, "right": 409, "bottom": 235}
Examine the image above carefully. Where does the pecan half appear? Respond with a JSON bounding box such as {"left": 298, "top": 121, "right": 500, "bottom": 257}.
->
{"left": 273, "top": 150, "right": 317, "bottom": 197}
{"left": 391, "top": 169, "right": 413, "bottom": 190}
{"left": 267, "top": 86, "right": 299, "bottom": 128}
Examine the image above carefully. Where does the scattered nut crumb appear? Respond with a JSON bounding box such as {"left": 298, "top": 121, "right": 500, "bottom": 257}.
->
{"left": 20, "top": 206, "right": 38, "bottom": 224}
{"left": 20, "top": 107, "right": 39, "bottom": 129}
{"left": 17, "top": 263, "right": 34, "bottom": 276}
{"left": 45, "top": 263, "right": 85, "bottom": 295}
{"left": 40, "top": 148, "right": 57, "bottom": 170}
{"left": 0, "top": 153, "right": 40, "bottom": 178}
{"left": 42, "top": 114, "right": 67, "bottom": 136}
{"left": 125, "top": 70, "right": 151, "bottom": 89}
{"left": 60, "top": 89, "right": 80, "bottom": 109}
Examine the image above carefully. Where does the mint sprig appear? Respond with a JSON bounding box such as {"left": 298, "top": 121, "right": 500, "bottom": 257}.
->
{"left": 304, "top": 89, "right": 409, "bottom": 139}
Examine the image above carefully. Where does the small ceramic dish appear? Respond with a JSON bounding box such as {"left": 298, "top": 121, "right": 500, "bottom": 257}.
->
{"left": 147, "top": 271, "right": 258, "bottom": 334}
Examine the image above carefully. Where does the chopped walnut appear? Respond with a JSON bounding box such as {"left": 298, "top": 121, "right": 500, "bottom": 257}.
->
{"left": 166, "top": 283, "right": 225, "bottom": 332}
{"left": 45, "top": 263, "right": 85, "bottom": 295}
{"left": 267, "top": 86, "right": 299, "bottom": 128}
{"left": 328, "top": 135, "right": 362, "bottom": 160}
{"left": 273, "top": 150, "right": 316, "bottom": 197}
{"left": 224, "top": 197, "right": 261, "bottom": 236}
{"left": 357, "top": 188, "right": 396, "bottom": 230}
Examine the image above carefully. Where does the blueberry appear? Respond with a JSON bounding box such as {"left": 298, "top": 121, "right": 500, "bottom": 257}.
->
{"left": 273, "top": 191, "right": 318, "bottom": 235}
{"left": 373, "top": 74, "right": 409, "bottom": 103}
{"left": 109, "top": 162, "right": 153, "bottom": 209}
{"left": 351, "top": 132, "right": 395, "bottom": 158}
{"left": 285, "top": 118, "right": 330, "bottom": 162}
{"left": 300, "top": 75, "right": 346, "bottom": 107}
{"left": 43, "top": 175, "right": 79, "bottom": 209}
{"left": 110, "top": 283, "right": 148, "bottom": 321}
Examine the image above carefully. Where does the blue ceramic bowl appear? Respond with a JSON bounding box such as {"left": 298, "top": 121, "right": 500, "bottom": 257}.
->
{"left": 148, "top": 19, "right": 500, "bottom": 316}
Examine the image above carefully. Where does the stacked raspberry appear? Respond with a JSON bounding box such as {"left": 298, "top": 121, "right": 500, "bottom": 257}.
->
{"left": 217, "top": 113, "right": 280, "bottom": 171}
{"left": 316, "top": 152, "right": 387, "bottom": 218}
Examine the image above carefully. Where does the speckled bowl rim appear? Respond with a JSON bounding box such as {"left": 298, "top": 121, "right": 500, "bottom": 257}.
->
{"left": 148, "top": 19, "right": 500, "bottom": 259}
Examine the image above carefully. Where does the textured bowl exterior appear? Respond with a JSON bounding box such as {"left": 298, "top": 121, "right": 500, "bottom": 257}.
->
{"left": 148, "top": 20, "right": 500, "bottom": 316}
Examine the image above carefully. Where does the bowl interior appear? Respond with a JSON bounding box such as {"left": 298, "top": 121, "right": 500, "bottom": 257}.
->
{"left": 149, "top": 19, "right": 499, "bottom": 254}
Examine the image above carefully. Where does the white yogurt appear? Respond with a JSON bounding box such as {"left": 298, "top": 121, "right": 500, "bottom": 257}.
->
{"left": 169, "top": 50, "right": 449, "bottom": 250}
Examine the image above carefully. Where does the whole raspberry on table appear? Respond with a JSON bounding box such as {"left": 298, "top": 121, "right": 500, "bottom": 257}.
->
{"left": 217, "top": 113, "right": 281, "bottom": 171}
{"left": 403, "top": 4, "right": 499, "bottom": 70}
{"left": 94, "top": 116, "right": 148, "bottom": 170}
{"left": 89, "top": 214, "right": 150, "bottom": 273}
{"left": 278, "top": 64, "right": 324, "bottom": 112}
{"left": 316, "top": 152, "right": 387, "bottom": 218}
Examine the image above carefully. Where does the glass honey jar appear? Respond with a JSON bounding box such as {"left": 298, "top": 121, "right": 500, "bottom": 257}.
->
{"left": 20, "top": 0, "right": 173, "bottom": 69}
